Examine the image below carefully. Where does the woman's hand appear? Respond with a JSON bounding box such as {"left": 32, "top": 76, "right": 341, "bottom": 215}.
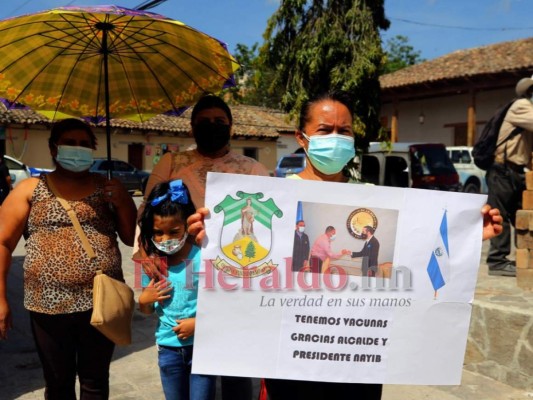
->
{"left": 137, "top": 254, "right": 169, "bottom": 279}
{"left": 0, "top": 298, "right": 12, "bottom": 340}
{"left": 103, "top": 178, "right": 130, "bottom": 208}
{"left": 138, "top": 278, "right": 172, "bottom": 305}
{"left": 482, "top": 205, "right": 503, "bottom": 241}
{"left": 103, "top": 178, "right": 137, "bottom": 246}
{"left": 187, "top": 208, "right": 209, "bottom": 245}
{"left": 173, "top": 317, "right": 195, "bottom": 340}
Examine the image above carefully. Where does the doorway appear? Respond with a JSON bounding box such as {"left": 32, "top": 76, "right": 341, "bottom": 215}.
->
{"left": 453, "top": 125, "right": 468, "bottom": 146}
{"left": 128, "top": 143, "right": 144, "bottom": 170}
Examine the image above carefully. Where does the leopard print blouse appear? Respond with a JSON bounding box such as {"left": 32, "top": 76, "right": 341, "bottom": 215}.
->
{"left": 23, "top": 175, "right": 123, "bottom": 314}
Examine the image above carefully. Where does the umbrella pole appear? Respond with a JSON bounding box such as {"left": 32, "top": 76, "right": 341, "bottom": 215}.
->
{"left": 101, "top": 24, "right": 113, "bottom": 180}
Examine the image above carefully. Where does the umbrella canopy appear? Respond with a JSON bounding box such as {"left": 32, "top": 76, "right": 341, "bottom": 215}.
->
{"left": 0, "top": 5, "right": 239, "bottom": 163}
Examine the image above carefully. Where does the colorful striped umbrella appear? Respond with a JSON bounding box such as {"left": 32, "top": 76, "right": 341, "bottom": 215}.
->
{"left": 0, "top": 5, "right": 238, "bottom": 164}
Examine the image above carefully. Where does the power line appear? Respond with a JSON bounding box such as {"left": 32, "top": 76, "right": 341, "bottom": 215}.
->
{"left": 391, "top": 17, "right": 533, "bottom": 32}
{"left": 5, "top": 0, "right": 32, "bottom": 18}
{"left": 5, "top": 0, "right": 75, "bottom": 18}
{"left": 134, "top": 0, "right": 168, "bottom": 11}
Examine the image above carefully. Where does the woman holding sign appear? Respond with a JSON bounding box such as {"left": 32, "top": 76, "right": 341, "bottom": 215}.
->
{"left": 265, "top": 91, "right": 383, "bottom": 398}
{"left": 188, "top": 90, "right": 503, "bottom": 400}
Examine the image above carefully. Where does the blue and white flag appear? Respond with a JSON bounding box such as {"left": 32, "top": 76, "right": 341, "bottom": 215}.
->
{"left": 296, "top": 201, "right": 303, "bottom": 222}
{"left": 427, "top": 211, "right": 450, "bottom": 292}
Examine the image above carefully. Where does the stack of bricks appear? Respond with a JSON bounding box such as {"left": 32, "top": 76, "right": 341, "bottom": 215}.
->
{"left": 515, "top": 171, "right": 533, "bottom": 290}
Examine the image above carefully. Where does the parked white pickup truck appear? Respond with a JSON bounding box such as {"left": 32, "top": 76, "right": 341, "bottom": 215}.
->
{"left": 446, "top": 146, "right": 488, "bottom": 194}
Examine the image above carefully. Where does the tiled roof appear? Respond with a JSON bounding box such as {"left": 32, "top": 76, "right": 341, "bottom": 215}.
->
{"left": 380, "top": 37, "right": 533, "bottom": 89}
{"left": 122, "top": 105, "right": 294, "bottom": 139}
{"left": 0, "top": 106, "right": 49, "bottom": 125}
{"left": 0, "top": 103, "right": 292, "bottom": 140}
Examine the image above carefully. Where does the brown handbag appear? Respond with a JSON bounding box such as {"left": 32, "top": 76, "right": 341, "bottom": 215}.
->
{"left": 47, "top": 175, "right": 135, "bottom": 345}
{"left": 90, "top": 269, "right": 135, "bottom": 345}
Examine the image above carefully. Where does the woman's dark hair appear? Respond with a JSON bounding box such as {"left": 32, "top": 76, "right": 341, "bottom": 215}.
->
{"left": 298, "top": 90, "right": 355, "bottom": 130}
{"left": 190, "top": 94, "right": 233, "bottom": 125}
{"left": 48, "top": 118, "right": 97, "bottom": 149}
{"left": 139, "top": 180, "right": 196, "bottom": 256}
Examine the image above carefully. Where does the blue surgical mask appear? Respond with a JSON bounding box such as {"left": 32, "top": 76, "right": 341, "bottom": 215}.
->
{"left": 152, "top": 233, "right": 188, "bottom": 255}
{"left": 302, "top": 132, "right": 355, "bottom": 175}
{"left": 56, "top": 145, "right": 93, "bottom": 172}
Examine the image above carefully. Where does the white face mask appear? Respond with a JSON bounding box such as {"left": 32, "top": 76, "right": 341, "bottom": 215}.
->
{"left": 298, "top": 226, "right": 305, "bottom": 233}
{"left": 152, "top": 233, "right": 188, "bottom": 255}
{"left": 329, "top": 234, "right": 336, "bottom": 241}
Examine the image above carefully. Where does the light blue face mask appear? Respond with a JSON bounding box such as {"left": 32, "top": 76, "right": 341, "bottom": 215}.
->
{"left": 56, "top": 145, "right": 93, "bottom": 172}
{"left": 302, "top": 132, "right": 355, "bottom": 175}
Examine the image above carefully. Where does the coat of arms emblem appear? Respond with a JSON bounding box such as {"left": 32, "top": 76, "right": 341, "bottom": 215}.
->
{"left": 213, "top": 191, "right": 283, "bottom": 277}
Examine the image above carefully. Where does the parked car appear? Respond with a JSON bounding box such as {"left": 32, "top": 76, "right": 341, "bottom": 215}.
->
{"left": 446, "top": 146, "right": 488, "bottom": 194}
{"left": 274, "top": 153, "right": 306, "bottom": 177}
{"left": 29, "top": 166, "right": 53, "bottom": 177}
{"left": 4, "top": 155, "right": 31, "bottom": 187}
{"left": 90, "top": 158, "right": 149, "bottom": 194}
{"left": 361, "top": 142, "right": 462, "bottom": 191}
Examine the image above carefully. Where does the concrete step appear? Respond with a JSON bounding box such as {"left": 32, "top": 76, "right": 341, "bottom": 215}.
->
{"left": 466, "top": 241, "right": 533, "bottom": 391}
{"left": 382, "top": 370, "right": 533, "bottom": 400}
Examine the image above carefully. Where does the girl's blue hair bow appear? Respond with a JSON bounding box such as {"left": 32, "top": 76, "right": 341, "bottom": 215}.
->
{"left": 151, "top": 179, "right": 189, "bottom": 206}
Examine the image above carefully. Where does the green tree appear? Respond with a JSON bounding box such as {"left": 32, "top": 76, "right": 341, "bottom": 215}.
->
{"left": 225, "top": 43, "right": 283, "bottom": 108}
{"left": 257, "top": 0, "right": 390, "bottom": 145}
{"left": 382, "top": 35, "right": 424, "bottom": 74}
{"left": 224, "top": 43, "right": 258, "bottom": 103}
{"left": 245, "top": 240, "right": 256, "bottom": 261}
{"left": 234, "top": 43, "right": 258, "bottom": 81}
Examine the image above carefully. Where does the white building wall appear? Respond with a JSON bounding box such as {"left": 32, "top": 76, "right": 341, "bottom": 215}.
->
{"left": 4, "top": 126, "right": 51, "bottom": 168}
{"left": 276, "top": 132, "right": 300, "bottom": 160}
{"left": 380, "top": 86, "right": 516, "bottom": 145}
{"left": 5, "top": 128, "right": 278, "bottom": 174}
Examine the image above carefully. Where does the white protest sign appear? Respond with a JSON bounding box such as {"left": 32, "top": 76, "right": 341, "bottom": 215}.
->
{"left": 192, "top": 172, "right": 486, "bottom": 385}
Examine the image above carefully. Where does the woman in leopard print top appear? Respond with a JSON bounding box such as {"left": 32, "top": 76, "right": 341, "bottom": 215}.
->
{"left": 0, "top": 118, "right": 137, "bottom": 399}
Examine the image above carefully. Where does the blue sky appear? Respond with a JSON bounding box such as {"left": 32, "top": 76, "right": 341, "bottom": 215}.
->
{"left": 1, "top": 0, "right": 531, "bottom": 61}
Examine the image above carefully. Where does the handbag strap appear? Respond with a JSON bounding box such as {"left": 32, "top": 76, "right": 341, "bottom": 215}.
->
{"left": 46, "top": 175, "right": 96, "bottom": 260}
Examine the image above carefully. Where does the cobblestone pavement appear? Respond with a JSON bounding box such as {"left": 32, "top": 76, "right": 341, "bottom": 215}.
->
{"left": 0, "top": 197, "right": 531, "bottom": 399}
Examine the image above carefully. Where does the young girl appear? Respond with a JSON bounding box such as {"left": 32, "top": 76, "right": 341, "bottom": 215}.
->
{"left": 138, "top": 179, "right": 215, "bottom": 400}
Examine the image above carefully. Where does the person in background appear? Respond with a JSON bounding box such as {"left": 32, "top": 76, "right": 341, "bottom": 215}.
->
{"left": 350, "top": 225, "right": 380, "bottom": 277}
{"left": 0, "top": 154, "right": 12, "bottom": 206}
{"left": 309, "top": 225, "right": 350, "bottom": 273}
{"left": 139, "top": 180, "right": 215, "bottom": 400}
{"left": 0, "top": 118, "right": 137, "bottom": 399}
{"left": 140, "top": 94, "right": 266, "bottom": 399}
{"left": 186, "top": 90, "right": 503, "bottom": 400}
{"left": 292, "top": 220, "right": 310, "bottom": 272}
{"left": 143, "top": 94, "right": 269, "bottom": 209}
{"left": 486, "top": 76, "right": 533, "bottom": 277}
